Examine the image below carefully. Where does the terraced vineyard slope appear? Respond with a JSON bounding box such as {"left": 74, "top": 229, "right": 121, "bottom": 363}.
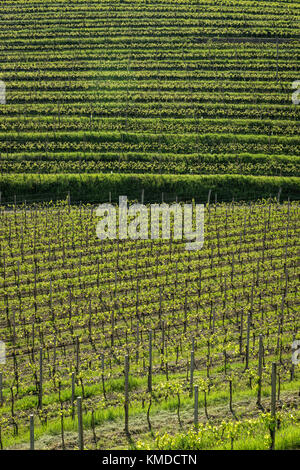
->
{"left": 0, "top": 0, "right": 299, "bottom": 200}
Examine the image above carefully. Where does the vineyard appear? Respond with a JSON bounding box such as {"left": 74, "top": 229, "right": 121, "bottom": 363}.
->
{"left": 0, "top": 0, "right": 299, "bottom": 453}
{"left": 0, "top": 0, "right": 299, "bottom": 200}
{"left": 0, "top": 199, "right": 299, "bottom": 450}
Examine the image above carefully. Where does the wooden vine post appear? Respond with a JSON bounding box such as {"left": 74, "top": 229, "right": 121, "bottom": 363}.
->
{"left": 124, "top": 355, "right": 130, "bottom": 435}
{"left": 0, "top": 372, "right": 3, "bottom": 406}
{"left": 77, "top": 396, "right": 84, "bottom": 450}
{"left": 30, "top": 414, "right": 34, "bottom": 450}
{"left": 76, "top": 336, "right": 80, "bottom": 378}
{"left": 148, "top": 330, "right": 152, "bottom": 393}
{"left": 71, "top": 372, "right": 75, "bottom": 419}
{"left": 39, "top": 347, "right": 43, "bottom": 409}
{"left": 270, "top": 362, "right": 277, "bottom": 450}
{"left": 194, "top": 385, "right": 199, "bottom": 429}
{"left": 190, "top": 350, "right": 194, "bottom": 397}
{"left": 245, "top": 312, "right": 251, "bottom": 370}
{"left": 257, "top": 335, "right": 263, "bottom": 408}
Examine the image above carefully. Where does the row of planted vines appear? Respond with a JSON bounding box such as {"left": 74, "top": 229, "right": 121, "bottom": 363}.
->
{"left": 0, "top": 198, "right": 299, "bottom": 449}
{"left": 0, "top": 0, "right": 299, "bottom": 183}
